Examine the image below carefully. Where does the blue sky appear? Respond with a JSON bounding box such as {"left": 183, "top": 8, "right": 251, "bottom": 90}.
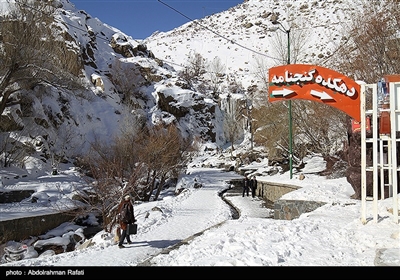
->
{"left": 70, "top": 0, "right": 243, "bottom": 39}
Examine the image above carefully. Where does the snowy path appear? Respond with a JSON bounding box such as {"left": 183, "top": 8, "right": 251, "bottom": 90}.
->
{"left": 9, "top": 169, "right": 238, "bottom": 266}
{"left": 1, "top": 167, "right": 398, "bottom": 267}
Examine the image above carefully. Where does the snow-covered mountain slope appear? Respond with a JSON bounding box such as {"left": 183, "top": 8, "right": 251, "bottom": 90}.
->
{"left": 0, "top": 0, "right": 224, "bottom": 172}
{"left": 144, "top": 0, "right": 362, "bottom": 89}
{"left": 0, "top": 0, "right": 373, "bottom": 172}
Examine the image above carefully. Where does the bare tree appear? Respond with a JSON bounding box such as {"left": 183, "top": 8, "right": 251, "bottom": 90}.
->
{"left": 252, "top": 55, "right": 271, "bottom": 90}
{"left": 178, "top": 51, "right": 207, "bottom": 88}
{"left": 252, "top": 101, "right": 291, "bottom": 160}
{"left": 137, "top": 124, "right": 192, "bottom": 201}
{"left": 270, "top": 19, "right": 310, "bottom": 65}
{"left": 0, "top": 0, "right": 82, "bottom": 117}
{"left": 253, "top": 98, "right": 347, "bottom": 163}
{"left": 74, "top": 146, "right": 128, "bottom": 233}
{"left": 292, "top": 100, "right": 347, "bottom": 158}
{"left": 206, "top": 56, "right": 226, "bottom": 98}
{"left": 74, "top": 119, "right": 195, "bottom": 231}
{"left": 0, "top": 121, "right": 35, "bottom": 168}
{"left": 71, "top": 125, "right": 148, "bottom": 233}
{"left": 327, "top": 0, "right": 400, "bottom": 82}
{"left": 222, "top": 94, "right": 245, "bottom": 156}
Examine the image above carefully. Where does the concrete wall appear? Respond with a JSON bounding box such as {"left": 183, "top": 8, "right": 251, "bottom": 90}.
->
{"left": 0, "top": 190, "right": 34, "bottom": 203}
{"left": 256, "top": 181, "right": 301, "bottom": 202}
{"left": 257, "top": 180, "right": 326, "bottom": 220}
{"left": 0, "top": 212, "right": 74, "bottom": 244}
{"left": 274, "top": 199, "right": 326, "bottom": 220}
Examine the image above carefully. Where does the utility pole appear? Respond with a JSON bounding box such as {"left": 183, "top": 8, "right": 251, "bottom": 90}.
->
{"left": 272, "top": 19, "right": 293, "bottom": 179}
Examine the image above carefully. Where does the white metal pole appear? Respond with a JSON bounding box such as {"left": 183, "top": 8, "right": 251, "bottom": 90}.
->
{"left": 361, "top": 84, "right": 367, "bottom": 224}
{"left": 372, "top": 84, "right": 378, "bottom": 223}
{"left": 388, "top": 139, "right": 392, "bottom": 198}
{"left": 390, "top": 82, "right": 399, "bottom": 224}
{"left": 379, "top": 138, "right": 384, "bottom": 200}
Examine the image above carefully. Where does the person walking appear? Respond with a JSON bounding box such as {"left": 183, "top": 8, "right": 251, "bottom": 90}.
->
{"left": 250, "top": 176, "right": 257, "bottom": 198}
{"left": 242, "top": 176, "right": 250, "bottom": 197}
{"left": 117, "top": 195, "right": 136, "bottom": 248}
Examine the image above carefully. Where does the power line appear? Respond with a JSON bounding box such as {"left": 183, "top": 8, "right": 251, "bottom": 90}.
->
{"left": 157, "top": 0, "right": 281, "bottom": 62}
{"left": 9, "top": 0, "right": 185, "bottom": 70}
{"left": 10, "top": 0, "right": 279, "bottom": 76}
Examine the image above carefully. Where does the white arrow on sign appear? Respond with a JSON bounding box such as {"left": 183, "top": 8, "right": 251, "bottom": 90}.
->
{"left": 310, "top": 89, "right": 334, "bottom": 101}
{"left": 271, "top": 88, "right": 294, "bottom": 97}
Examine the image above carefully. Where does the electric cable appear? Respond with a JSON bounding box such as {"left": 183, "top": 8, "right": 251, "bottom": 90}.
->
{"left": 157, "top": 0, "right": 282, "bottom": 62}
{"left": 10, "top": 0, "right": 280, "bottom": 77}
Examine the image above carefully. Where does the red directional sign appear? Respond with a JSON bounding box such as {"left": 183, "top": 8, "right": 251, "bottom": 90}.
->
{"left": 269, "top": 64, "right": 361, "bottom": 122}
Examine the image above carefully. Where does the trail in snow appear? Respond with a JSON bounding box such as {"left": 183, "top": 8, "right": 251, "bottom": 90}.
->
{"left": 6, "top": 169, "right": 242, "bottom": 266}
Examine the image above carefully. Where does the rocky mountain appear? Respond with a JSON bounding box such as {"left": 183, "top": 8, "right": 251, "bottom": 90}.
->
{"left": 0, "top": 0, "right": 376, "bottom": 172}
{"left": 0, "top": 0, "right": 224, "bottom": 172}
{"left": 145, "top": 0, "right": 363, "bottom": 87}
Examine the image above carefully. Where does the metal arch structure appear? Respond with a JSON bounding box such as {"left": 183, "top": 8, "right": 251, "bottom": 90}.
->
{"left": 268, "top": 64, "right": 399, "bottom": 224}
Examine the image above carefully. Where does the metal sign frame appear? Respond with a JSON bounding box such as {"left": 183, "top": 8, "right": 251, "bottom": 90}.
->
{"left": 268, "top": 64, "right": 399, "bottom": 224}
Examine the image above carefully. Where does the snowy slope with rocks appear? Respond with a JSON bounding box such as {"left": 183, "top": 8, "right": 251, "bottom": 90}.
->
{"left": 1, "top": 0, "right": 225, "bottom": 172}
{"left": 145, "top": 0, "right": 361, "bottom": 89}
{"left": 0, "top": 0, "right": 371, "bottom": 168}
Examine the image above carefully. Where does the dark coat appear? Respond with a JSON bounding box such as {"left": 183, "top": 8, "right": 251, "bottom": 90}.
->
{"left": 117, "top": 200, "right": 135, "bottom": 230}
{"left": 243, "top": 177, "right": 250, "bottom": 190}
{"left": 250, "top": 178, "right": 257, "bottom": 190}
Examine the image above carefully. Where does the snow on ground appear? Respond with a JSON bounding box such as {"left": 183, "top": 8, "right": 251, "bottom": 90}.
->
{"left": 0, "top": 154, "right": 399, "bottom": 270}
